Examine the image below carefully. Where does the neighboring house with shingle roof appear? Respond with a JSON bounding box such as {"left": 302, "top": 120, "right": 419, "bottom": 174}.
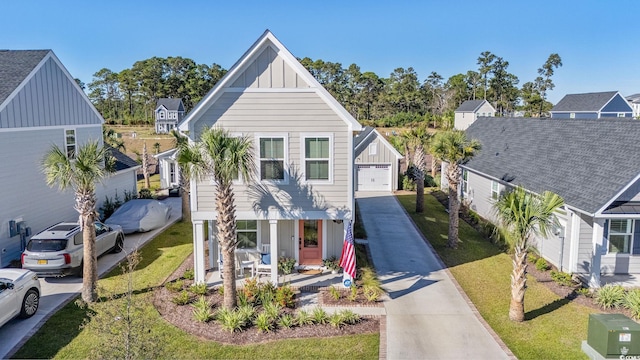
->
{"left": 0, "top": 50, "right": 138, "bottom": 267}
{"left": 550, "top": 91, "right": 633, "bottom": 119}
{"left": 353, "top": 126, "right": 402, "bottom": 191}
{"left": 625, "top": 93, "right": 640, "bottom": 118}
{"left": 154, "top": 148, "right": 180, "bottom": 189}
{"left": 454, "top": 117, "right": 640, "bottom": 288}
{"left": 453, "top": 99, "right": 495, "bottom": 130}
{"left": 155, "top": 98, "right": 184, "bottom": 134}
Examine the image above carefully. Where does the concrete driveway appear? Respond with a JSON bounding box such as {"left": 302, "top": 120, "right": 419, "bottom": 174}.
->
{"left": 0, "top": 197, "right": 182, "bottom": 358}
{"left": 356, "top": 192, "right": 513, "bottom": 360}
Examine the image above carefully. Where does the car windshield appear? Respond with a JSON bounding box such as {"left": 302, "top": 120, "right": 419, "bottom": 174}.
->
{"left": 27, "top": 239, "right": 68, "bottom": 252}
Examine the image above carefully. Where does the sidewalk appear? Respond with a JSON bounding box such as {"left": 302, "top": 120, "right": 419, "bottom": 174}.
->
{"left": 0, "top": 197, "right": 182, "bottom": 359}
{"left": 356, "top": 191, "right": 513, "bottom": 360}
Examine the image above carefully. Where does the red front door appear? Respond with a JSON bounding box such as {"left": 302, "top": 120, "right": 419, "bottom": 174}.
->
{"left": 299, "top": 220, "right": 322, "bottom": 265}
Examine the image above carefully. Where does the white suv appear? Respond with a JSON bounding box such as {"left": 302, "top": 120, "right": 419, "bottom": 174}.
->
{"left": 21, "top": 221, "right": 124, "bottom": 277}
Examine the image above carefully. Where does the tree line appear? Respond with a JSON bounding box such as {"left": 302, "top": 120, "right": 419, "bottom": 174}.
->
{"left": 84, "top": 51, "right": 561, "bottom": 128}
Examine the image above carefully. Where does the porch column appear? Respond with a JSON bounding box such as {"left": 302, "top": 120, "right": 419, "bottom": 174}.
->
{"left": 589, "top": 218, "right": 605, "bottom": 288}
{"left": 269, "top": 219, "right": 279, "bottom": 285}
{"left": 193, "top": 220, "right": 206, "bottom": 284}
{"left": 207, "top": 220, "right": 215, "bottom": 270}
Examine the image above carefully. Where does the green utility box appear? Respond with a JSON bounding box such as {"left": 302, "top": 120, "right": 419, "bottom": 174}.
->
{"left": 587, "top": 314, "right": 640, "bottom": 357}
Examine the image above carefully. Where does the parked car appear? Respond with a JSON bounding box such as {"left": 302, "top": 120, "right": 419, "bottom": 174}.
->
{"left": 0, "top": 268, "right": 40, "bottom": 328}
{"left": 104, "top": 199, "right": 171, "bottom": 234}
{"left": 21, "top": 221, "right": 124, "bottom": 277}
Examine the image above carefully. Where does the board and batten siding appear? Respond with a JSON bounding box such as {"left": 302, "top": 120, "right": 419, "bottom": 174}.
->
{"left": 355, "top": 135, "right": 399, "bottom": 191}
{"left": 192, "top": 91, "right": 351, "bottom": 216}
{"left": 0, "top": 57, "right": 102, "bottom": 129}
{"left": 575, "top": 213, "right": 594, "bottom": 274}
{"left": 230, "top": 45, "right": 310, "bottom": 89}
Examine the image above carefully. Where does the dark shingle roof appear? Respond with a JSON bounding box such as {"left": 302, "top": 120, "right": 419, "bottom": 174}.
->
{"left": 626, "top": 93, "right": 640, "bottom": 103}
{"left": 106, "top": 146, "right": 139, "bottom": 172}
{"left": 156, "top": 98, "right": 183, "bottom": 111}
{"left": 354, "top": 126, "right": 375, "bottom": 148}
{"left": 464, "top": 117, "right": 640, "bottom": 214}
{"left": 455, "top": 100, "right": 486, "bottom": 112}
{"left": 0, "top": 50, "right": 49, "bottom": 105}
{"left": 550, "top": 91, "right": 618, "bottom": 112}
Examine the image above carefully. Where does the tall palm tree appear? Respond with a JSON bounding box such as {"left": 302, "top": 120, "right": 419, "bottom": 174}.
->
{"left": 402, "top": 126, "right": 432, "bottom": 213}
{"left": 170, "top": 129, "right": 192, "bottom": 223}
{"left": 494, "top": 187, "right": 564, "bottom": 322}
{"left": 430, "top": 130, "right": 481, "bottom": 248}
{"left": 181, "top": 127, "right": 254, "bottom": 309}
{"left": 42, "top": 140, "right": 112, "bottom": 303}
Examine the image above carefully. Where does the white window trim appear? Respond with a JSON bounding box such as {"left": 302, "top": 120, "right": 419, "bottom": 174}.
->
{"left": 369, "top": 142, "right": 378, "bottom": 156}
{"left": 158, "top": 110, "right": 165, "bottom": 119}
{"left": 462, "top": 169, "right": 468, "bottom": 197}
{"left": 236, "top": 220, "right": 260, "bottom": 250}
{"left": 256, "top": 133, "right": 289, "bottom": 184}
{"left": 64, "top": 128, "right": 76, "bottom": 159}
{"left": 617, "top": 113, "right": 626, "bottom": 118}
{"left": 490, "top": 180, "right": 499, "bottom": 201}
{"left": 300, "top": 133, "right": 333, "bottom": 184}
{"left": 569, "top": 112, "right": 575, "bottom": 119}
{"left": 607, "top": 219, "right": 634, "bottom": 255}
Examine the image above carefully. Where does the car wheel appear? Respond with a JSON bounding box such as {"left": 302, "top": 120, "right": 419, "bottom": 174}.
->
{"left": 112, "top": 235, "right": 124, "bottom": 253}
{"left": 19, "top": 288, "right": 39, "bottom": 318}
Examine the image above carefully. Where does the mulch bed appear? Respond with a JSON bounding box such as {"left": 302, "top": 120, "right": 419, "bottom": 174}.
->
{"left": 151, "top": 253, "right": 379, "bottom": 345}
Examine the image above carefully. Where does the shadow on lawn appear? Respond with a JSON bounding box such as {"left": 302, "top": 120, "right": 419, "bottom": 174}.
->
{"left": 525, "top": 290, "right": 578, "bottom": 321}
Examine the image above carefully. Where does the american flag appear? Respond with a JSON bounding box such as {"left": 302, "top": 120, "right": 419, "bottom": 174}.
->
{"left": 339, "top": 221, "right": 356, "bottom": 279}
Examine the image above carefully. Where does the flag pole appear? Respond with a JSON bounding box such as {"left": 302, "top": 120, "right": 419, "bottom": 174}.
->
{"left": 340, "top": 220, "right": 356, "bottom": 288}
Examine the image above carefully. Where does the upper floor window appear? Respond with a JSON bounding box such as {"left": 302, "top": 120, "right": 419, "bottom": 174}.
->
{"left": 65, "top": 129, "right": 76, "bottom": 159}
{"left": 259, "top": 137, "right": 285, "bottom": 181}
{"left": 608, "top": 219, "right": 633, "bottom": 254}
{"left": 304, "top": 136, "right": 331, "bottom": 181}
{"left": 236, "top": 220, "right": 258, "bottom": 249}
{"left": 368, "top": 142, "right": 377, "bottom": 156}
{"left": 617, "top": 113, "right": 626, "bottom": 118}
{"left": 491, "top": 180, "right": 499, "bottom": 200}
{"left": 570, "top": 112, "right": 576, "bottom": 119}
{"left": 158, "top": 111, "right": 165, "bottom": 119}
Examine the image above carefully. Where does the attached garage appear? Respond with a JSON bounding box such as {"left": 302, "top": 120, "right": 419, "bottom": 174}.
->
{"left": 354, "top": 127, "right": 402, "bottom": 192}
{"left": 357, "top": 164, "right": 392, "bottom": 191}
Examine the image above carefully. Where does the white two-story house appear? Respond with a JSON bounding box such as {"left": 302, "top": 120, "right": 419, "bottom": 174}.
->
{"left": 178, "top": 30, "right": 362, "bottom": 284}
{"left": 155, "top": 98, "right": 185, "bottom": 134}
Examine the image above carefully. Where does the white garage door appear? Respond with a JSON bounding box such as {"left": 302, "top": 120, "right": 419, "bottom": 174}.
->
{"left": 357, "top": 164, "right": 391, "bottom": 191}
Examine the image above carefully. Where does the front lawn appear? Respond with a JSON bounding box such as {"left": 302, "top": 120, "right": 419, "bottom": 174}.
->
{"left": 397, "top": 193, "right": 594, "bottom": 360}
{"left": 14, "top": 221, "right": 378, "bottom": 359}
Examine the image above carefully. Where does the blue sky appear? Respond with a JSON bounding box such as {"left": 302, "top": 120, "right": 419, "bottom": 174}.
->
{"left": 2, "top": 0, "right": 638, "bottom": 104}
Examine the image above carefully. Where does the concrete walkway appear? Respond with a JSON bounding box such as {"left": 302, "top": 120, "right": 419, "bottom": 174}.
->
{"left": 356, "top": 192, "right": 513, "bottom": 360}
{"left": 0, "top": 197, "right": 182, "bottom": 359}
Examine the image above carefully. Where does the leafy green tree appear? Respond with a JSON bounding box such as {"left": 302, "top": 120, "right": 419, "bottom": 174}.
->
{"left": 180, "top": 128, "right": 255, "bottom": 309}
{"left": 488, "top": 57, "right": 519, "bottom": 115}
{"left": 465, "top": 71, "right": 481, "bottom": 100}
{"left": 430, "top": 130, "right": 481, "bottom": 249}
{"left": 494, "top": 187, "right": 564, "bottom": 322}
{"left": 477, "top": 51, "right": 496, "bottom": 100}
{"left": 42, "top": 140, "right": 113, "bottom": 303}
{"left": 535, "top": 53, "right": 563, "bottom": 116}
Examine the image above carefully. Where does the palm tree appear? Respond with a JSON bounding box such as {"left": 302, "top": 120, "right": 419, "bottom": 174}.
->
{"left": 170, "top": 129, "right": 192, "bottom": 223}
{"left": 402, "top": 126, "right": 432, "bottom": 213}
{"left": 494, "top": 187, "right": 564, "bottom": 322}
{"left": 42, "top": 140, "right": 112, "bottom": 303}
{"left": 430, "top": 130, "right": 481, "bottom": 248}
{"left": 181, "top": 127, "right": 254, "bottom": 309}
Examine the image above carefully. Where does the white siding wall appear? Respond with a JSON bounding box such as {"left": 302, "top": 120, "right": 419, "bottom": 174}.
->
{"left": 576, "top": 213, "right": 594, "bottom": 274}
{"left": 462, "top": 170, "right": 502, "bottom": 223}
{"left": 355, "top": 135, "right": 399, "bottom": 191}
{"left": 454, "top": 112, "right": 474, "bottom": 131}
{"left": 192, "top": 92, "right": 350, "bottom": 216}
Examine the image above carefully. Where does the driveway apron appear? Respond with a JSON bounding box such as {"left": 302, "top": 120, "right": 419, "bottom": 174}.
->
{"left": 356, "top": 192, "right": 511, "bottom": 360}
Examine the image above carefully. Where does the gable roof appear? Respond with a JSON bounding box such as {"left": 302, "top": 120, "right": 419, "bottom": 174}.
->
{"left": 154, "top": 148, "right": 177, "bottom": 160}
{"left": 178, "top": 30, "right": 361, "bottom": 133}
{"left": 106, "top": 146, "right": 140, "bottom": 172}
{"left": 550, "top": 91, "right": 619, "bottom": 112}
{"left": 626, "top": 93, "right": 640, "bottom": 104}
{"left": 354, "top": 126, "right": 402, "bottom": 158}
{"left": 464, "top": 117, "right": 640, "bottom": 215}
{"left": 455, "top": 100, "right": 489, "bottom": 113}
{"left": 0, "top": 50, "right": 49, "bottom": 106}
{"left": 156, "top": 98, "right": 183, "bottom": 111}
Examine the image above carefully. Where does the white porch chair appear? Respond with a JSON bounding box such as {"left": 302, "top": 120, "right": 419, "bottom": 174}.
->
{"left": 256, "top": 244, "right": 272, "bottom": 277}
{"left": 235, "top": 250, "right": 256, "bottom": 277}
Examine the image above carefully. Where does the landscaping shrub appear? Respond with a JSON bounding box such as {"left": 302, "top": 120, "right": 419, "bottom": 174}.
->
{"left": 295, "top": 309, "right": 314, "bottom": 326}
{"left": 262, "top": 302, "right": 282, "bottom": 321}
{"left": 576, "top": 287, "right": 592, "bottom": 297}
{"left": 255, "top": 312, "right": 275, "bottom": 333}
{"left": 329, "top": 312, "right": 347, "bottom": 328}
{"left": 550, "top": 271, "right": 574, "bottom": 286}
{"left": 278, "top": 257, "right": 296, "bottom": 274}
{"left": 402, "top": 174, "right": 417, "bottom": 192}
{"left": 138, "top": 188, "right": 153, "bottom": 199}
{"left": 171, "top": 290, "right": 191, "bottom": 305}
{"left": 348, "top": 285, "right": 359, "bottom": 302}
{"left": 339, "top": 309, "right": 360, "bottom": 325}
{"left": 360, "top": 267, "right": 384, "bottom": 301}
{"left": 594, "top": 284, "right": 626, "bottom": 309}
{"left": 275, "top": 284, "right": 296, "bottom": 308}
{"left": 312, "top": 307, "right": 328, "bottom": 324}
{"left": 237, "top": 304, "right": 256, "bottom": 326}
{"left": 535, "top": 258, "right": 549, "bottom": 271}
{"left": 165, "top": 279, "right": 184, "bottom": 293}
{"left": 277, "top": 313, "right": 296, "bottom": 329}
{"left": 215, "top": 308, "right": 245, "bottom": 333}
{"left": 624, "top": 289, "right": 640, "bottom": 319}
{"left": 329, "top": 286, "right": 342, "bottom": 300}
{"left": 183, "top": 268, "right": 194, "bottom": 280}
{"left": 189, "top": 283, "right": 208, "bottom": 296}
{"left": 191, "top": 296, "right": 214, "bottom": 323}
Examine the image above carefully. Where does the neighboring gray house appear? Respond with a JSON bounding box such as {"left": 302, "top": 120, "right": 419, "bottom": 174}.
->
{"left": 550, "top": 91, "right": 633, "bottom": 119}
{"left": 0, "top": 50, "right": 138, "bottom": 267}
{"left": 458, "top": 117, "right": 640, "bottom": 288}
{"left": 155, "top": 98, "right": 185, "bottom": 134}
{"left": 454, "top": 100, "right": 495, "bottom": 130}
{"left": 625, "top": 93, "right": 640, "bottom": 118}
{"left": 178, "top": 30, "right": 362, "bottom": 284}
{"left": 354, "top": 126, "right": 402, "bottom": 192}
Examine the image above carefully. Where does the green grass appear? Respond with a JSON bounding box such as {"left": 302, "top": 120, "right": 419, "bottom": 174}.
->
{"left": 13, "top": 220, "right": 379, "bottom": 359}
{"left": 397, "top": 193, "right": 594, "bottom": 360}
{"left": 136, "top": 173, "right": 161, "bottom": 192}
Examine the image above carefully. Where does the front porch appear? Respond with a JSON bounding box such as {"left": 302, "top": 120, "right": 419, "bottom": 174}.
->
{"left": 204, "top": 268, "right": 345, "bottom": 289}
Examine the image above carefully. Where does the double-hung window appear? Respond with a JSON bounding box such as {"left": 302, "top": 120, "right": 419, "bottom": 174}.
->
{"left": 65, "top": 129, "right": 76, "bottom": 159}
{"left": 236, "top": 220, "right": 258, "bottom": 249}
{"left": 303, "top": 135, "right": 331, "bottom": 182}
{"left": 608, "top": 219, "right": 633, "bottom": 254}
{"left": 491, "top": 180, "right": 499, "bottom": 200}
{"left": 462, "top": 169, "right": 468, "bottom": 196}
{"left": 259, "top": 136, "right": 286, "bottom": 181}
